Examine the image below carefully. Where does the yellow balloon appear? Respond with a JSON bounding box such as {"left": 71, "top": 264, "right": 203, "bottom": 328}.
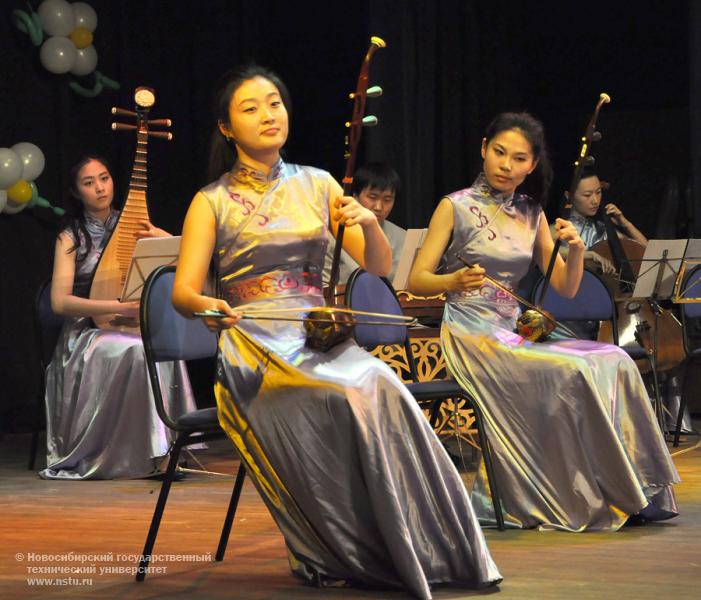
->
{"left": 7, "top": 179, "right": 33, "bottom": 204}
{"left": 70, "top": 27, "right": 94, "bottom": 49}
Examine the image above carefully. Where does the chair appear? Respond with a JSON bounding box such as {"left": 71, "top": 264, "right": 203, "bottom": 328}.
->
{"left": 135, "top": 265, "right": 246, "bottom": 582}
{"left": 29, "top": 278, "right": 65, "bottom": 470}
{"left": 345, "top": 269, "right": 505, "bottom": 530}
{"left": 531, "top": 269, "right": 663, "bottom": 425}
{"left": 673, "top": 264, "right": 701, "bottom": 446}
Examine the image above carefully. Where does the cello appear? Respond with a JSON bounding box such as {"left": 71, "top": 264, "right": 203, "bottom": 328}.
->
{"left": 89, "top": 87, "right": 172, "bottom": 333}
{"left": 591, "top": 207, "right": 685, "bottom": 374}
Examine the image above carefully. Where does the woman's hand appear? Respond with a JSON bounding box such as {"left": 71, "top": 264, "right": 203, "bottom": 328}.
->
{"left": 134, "top": 219, "right": 171, "bottom": 239}
{"left": 604, "top": 203, "right": 628, "bottom": 227}
{"left": 584, "top": 250, "right": 616, "bottom": 275}
{"left": 199, "top": 298, "right": 241, "bottom": 332}
{"left": 554, "top": 218, "right": 585, "bottom": 251}
{"left": 115, "top": 300, "right": 141, "bottom": 318}
{"left": 449, "top": 263, "right": 485, "bottom": 292}
{"left": 333, "top": 195, "right": 377, "bottom": 228}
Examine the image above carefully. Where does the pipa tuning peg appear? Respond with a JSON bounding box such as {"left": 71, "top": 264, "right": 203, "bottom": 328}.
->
{"left": 366, "top": 85, "right": 383, "bottom": 98}
{"left": 591, "top": 131, "right": 602, "bottom": 142}
{"left": 111, "top": 107, "right": 137, "bottom": 118}
{"left": 147, "top": 118, "right": 172, "bottom": 127}
{"left": 112, "top": 123, "right": 137, "bottom": 131}
{"left": 147, "top": 131, "right": 173, "bottom": 141}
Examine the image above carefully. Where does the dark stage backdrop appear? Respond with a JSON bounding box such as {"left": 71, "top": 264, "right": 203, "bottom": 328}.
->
{"left": 0, "top": 0, "right": 695, "bottom": 434}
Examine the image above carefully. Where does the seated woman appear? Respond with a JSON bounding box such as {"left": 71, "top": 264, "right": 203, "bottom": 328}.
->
{"left": 41, "top": 155, "right": 196, "bottom": 480}
{"left": 408, "top": 112, "right": 679, "bottom": 531}
{"left": 555, "top": 167, "right": 648, "bottom": 275}
{"left": 171, "top": 65, "right": 501, "bottom": 598}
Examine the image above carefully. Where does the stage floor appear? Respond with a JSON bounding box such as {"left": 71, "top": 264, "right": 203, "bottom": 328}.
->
{"left": 1, "top": 427, "right": 700, "bottom": 599}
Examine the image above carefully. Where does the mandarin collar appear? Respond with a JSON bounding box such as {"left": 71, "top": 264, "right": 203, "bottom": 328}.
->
{"left": 473, "top": 172, "right": 515, "bottom": 204}
{"left": 230, "top": 158, "right": 284, "bottom": 192}
{"left": 84, "top": 208, "right": 118, "bottom": 232}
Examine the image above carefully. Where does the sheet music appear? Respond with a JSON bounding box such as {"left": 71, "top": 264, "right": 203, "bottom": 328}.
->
{"left": 392, "top": 228, "right": 428, "bottom": 290}
{"left": 632, "top": 239, "right": 687, "bottom": 300}
{"left": 120, "top": 236, "right": 181, "bottom": 301}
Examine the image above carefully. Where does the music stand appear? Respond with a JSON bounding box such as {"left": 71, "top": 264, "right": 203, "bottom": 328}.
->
{"left": 672, "top": 238, "right": 701, "bottom": 304}
{"left": 121, "top": 236, "right": 181, "bottom": 301}
{"left": 668, "top": 239, "right": 701, "bottom": 445}
{"left": 392, "top": 228, "right": 428, "bottom": 291}
{"left": 628, "top": 240, "right": 688, "bottom": 431}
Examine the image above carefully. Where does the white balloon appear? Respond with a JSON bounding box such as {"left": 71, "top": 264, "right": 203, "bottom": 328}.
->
{"left": 38, "top": 0, "right": 75, "bottom": 37}
{"left": 40, "top": 36, "right": 77, "bottom": 74}
{"left": 0, "top": 148, "right": 23, "bottom": 189}
{"left": 3, "top": 200, "right": 28, "bottom": 214}
{"left": 72, "top": 2, "right": 98, "bottom": 32}
{"left": 70, "top": 45, "right": 98, "bottom": 76}
{"left": 0, "top": 189, "right": 6, "bottom": 213}
{"left": 10, "top": 143, "right": 45, "bottom": 182}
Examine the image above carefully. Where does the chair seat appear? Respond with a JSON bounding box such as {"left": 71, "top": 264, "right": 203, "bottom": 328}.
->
{"left": 406, "top": 379, "right": 472, "bottom": 401}
{"left": 620, "top": 345, "right": 649, "bottom": 360}
{"left": 177, "top": 407, "right": 220, "bottom": 429}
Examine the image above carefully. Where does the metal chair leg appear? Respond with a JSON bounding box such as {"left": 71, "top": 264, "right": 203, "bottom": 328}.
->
{"left": 215, "top": 463, "right": 246, "bottom": 561}
{"left": 470, "top": 400, "right": 505, "bottom": 530}
{"left": 136, "top": 433, "right": 189, "bottom": 582}
{"left": 28, "top": 430, "right": 39, "bottom": 470}
{"left": 673, "top": 359, "right": 692, "bottom": 447}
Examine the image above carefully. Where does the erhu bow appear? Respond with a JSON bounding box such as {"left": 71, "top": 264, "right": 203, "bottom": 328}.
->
{"left": 515, "top": 92, "right": 611, "bottom": 341}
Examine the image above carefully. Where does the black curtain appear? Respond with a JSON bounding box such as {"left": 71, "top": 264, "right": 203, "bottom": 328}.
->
{"left": 366, "top": 0, "right": 521, "bottom": 229}
{"left": 0, "top": 0, "right": 693, "bottom": 434}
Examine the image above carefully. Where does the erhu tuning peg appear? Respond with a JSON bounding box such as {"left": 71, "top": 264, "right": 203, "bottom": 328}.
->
{"left": 349, "top": 85, "right": 383, "bottom": 100}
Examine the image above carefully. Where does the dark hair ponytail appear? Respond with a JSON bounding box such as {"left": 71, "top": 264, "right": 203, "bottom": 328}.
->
{"left": 484, "top": 112, "right": 553, "bottom": 207}
{"left": 207, "top": 64, "right": 291, "bottom": 182}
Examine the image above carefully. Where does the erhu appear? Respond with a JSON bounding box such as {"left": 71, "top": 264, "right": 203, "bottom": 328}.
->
{"left": 515, "top": 92, "right": 611, "bottom": 341}
{"left": 89, "top": 87, "right": 172, "bottom": 332}
{"left": 304, "top": 36, "right": 395, "bottom": 351}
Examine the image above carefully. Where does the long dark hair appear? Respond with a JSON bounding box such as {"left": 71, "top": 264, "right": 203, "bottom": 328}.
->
{"left": 484, "top": 112, "right": 553, "bottom": 207}
{"left": 207, "top": 64, "right": 292, "bottom": 182}
{"left": 58, "top": 155, "right": 114, "bottom": 262}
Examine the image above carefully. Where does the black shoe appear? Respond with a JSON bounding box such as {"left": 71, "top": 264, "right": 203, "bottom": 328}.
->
{"left": 145, "top": 469, "right": 186, "bottom": 482}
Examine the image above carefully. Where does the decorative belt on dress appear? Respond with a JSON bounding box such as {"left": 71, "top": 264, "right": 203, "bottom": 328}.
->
{"left": 222, "top": 269, "right": 322, "bottom": 306}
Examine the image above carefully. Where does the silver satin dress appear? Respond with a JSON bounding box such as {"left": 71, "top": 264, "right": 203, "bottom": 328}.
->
{"left": 440, "top": 174, "right": 680, "bottom": 531}
{"left": 204, "top": 161, "right": 501, "bottom": 599}
{"left": 41, "top": 211, "right": 196, "bottom": 480}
